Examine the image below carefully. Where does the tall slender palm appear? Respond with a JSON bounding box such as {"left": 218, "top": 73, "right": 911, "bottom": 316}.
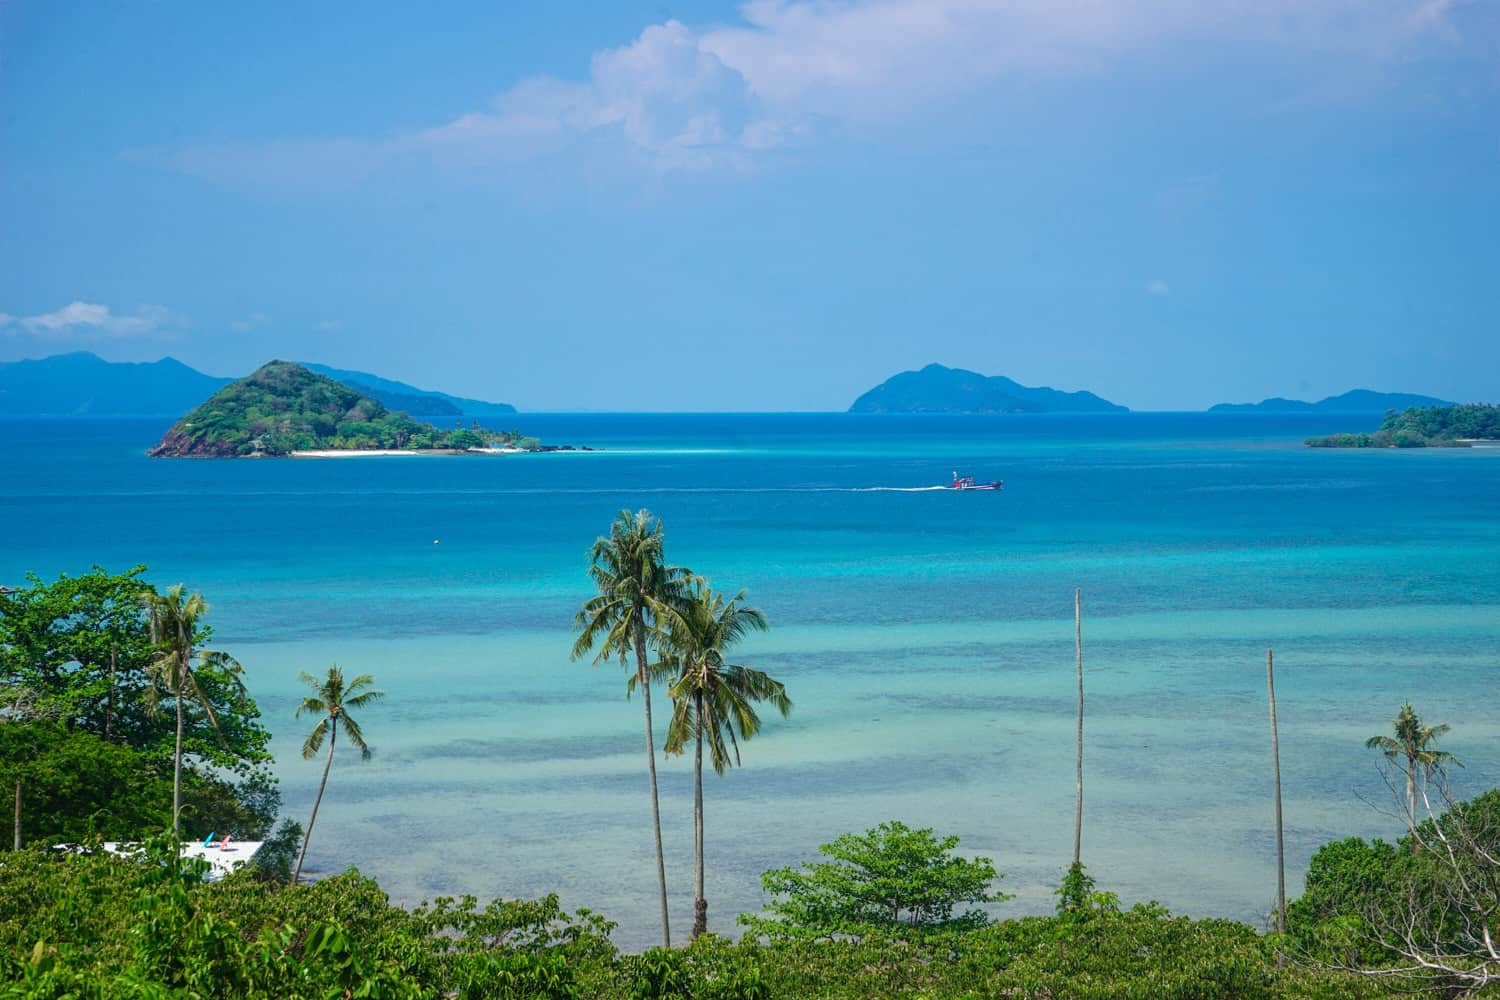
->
{"left": 142, "top": 585, "right": 242, "bottom": 838}
{"left": 292, "top": 666, "right": 382, "bottom": 884}
{"left": 571, "top": 509, "right": 691, "bottom": 948}
{"left": 1367, "top": 702, "right": 1460, "bottom": 852}
{"left": 662, "top": 584, "right": 791, "bottom": 938}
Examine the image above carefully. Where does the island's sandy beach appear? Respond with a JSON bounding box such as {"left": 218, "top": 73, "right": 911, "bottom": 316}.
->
{"left": 289, "top": 447, "right": 532, "bottom": 457}
{"left": 290, "top": 449, "right": 437, "bottom": 458}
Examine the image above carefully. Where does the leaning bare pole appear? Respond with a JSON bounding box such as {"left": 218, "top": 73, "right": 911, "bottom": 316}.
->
{"left": 1073, "top": 588, "right": 1084, "bottom": 867}
{"left": 1266, "top": 647, "right": 1287, "bottom": 935}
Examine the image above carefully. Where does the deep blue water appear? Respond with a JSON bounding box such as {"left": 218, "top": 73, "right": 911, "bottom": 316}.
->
{"left": 4, "top": 413, "right": 1498, "bottom": 947}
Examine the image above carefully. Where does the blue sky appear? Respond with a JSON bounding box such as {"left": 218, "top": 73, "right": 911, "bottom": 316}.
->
{"left": 1, "top": 0, "right": 1496, "bottom": 410}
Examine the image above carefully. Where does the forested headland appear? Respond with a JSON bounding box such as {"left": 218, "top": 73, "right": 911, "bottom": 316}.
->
{"left": 1307, "top": 403, "right": 1500, "bottom": 448}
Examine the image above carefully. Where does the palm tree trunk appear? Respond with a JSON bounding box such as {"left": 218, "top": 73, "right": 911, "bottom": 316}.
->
{"left": 293, "top": 719, "right": 337, "bottom": 884}
{"left": 692, "top": 693, "right": 707, "bottom": 938}
{"left": 172, "top": 669, "right": 184, "bottom": 839}
{"left": 634, "top": 621, "right": 671, "bottom": 948}
{"left": 12, "top": 777, "right": 20, "bottom": 851}
{"left": 1406, "top": 764, "right": 1418, "bottom": 855}
{"left": 1266, "top": 648, "right": 1287, "bottom": 938}
{"left": 1073, "top": 587, "right": 1084, "bottom": 868}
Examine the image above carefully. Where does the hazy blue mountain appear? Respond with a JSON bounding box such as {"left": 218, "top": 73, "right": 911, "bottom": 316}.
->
{"left": 0, "top": 351, "right": 231, "bottom": 416}
{"left": 303, "top": 363, "right": 516, "bottom": 416}
{"left": 0, "top": 352, "right": 518, "bottom": 417}
{"left": 849, "top": 363, "right": 1128, "bottom": 414}
{"left": 1209, "top": 389, "right": 1455, "bottom": 413}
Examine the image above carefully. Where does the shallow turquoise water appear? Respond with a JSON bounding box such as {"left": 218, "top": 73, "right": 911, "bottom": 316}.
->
{"left": 3, "top": 413, "right": 1498, "bottom": 947}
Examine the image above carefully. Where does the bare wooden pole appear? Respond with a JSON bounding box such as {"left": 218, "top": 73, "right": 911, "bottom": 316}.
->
{"left": 1267, "top": 648, "right": 1287, "bottom": 936}
{"left": 1073, "top": 588, "right": 1084, "bottom": 868}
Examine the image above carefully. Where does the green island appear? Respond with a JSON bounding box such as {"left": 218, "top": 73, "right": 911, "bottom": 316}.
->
{"left": 1307, "top": 403, "right": 1500, "bottom": 448}
{"left": 5, "top": 539, "right": 1500, "bottom": 998}
{"left": 147, "top": 360, "right": 545, "bottom": 457}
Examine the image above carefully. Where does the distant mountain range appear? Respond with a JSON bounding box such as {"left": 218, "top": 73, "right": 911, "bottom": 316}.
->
{"left": 0, "top": 352, "right": 515, "bottom": 417}
{"left": 0, "top": 352, "right": 227, "bottom": 417}
{"left": 849, "top": 364, "right": 1128, "bottom": 414}
{"left": 302, "top": 363, "right": 516, "bottom": 418}
{"left": 1209, "top": 390, "right": 1455, "bottom": 413}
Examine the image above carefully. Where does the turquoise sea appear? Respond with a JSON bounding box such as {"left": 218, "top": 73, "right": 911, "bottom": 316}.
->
{"left": 4, "top": 413, "right": 1499, "bottom": 948}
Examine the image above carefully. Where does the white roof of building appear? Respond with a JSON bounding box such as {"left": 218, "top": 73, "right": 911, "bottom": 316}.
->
{"left": 98, "top": 840, "right": 265, "bottom": 880}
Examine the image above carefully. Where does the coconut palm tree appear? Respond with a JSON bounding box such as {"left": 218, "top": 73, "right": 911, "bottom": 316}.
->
{"left": 142, "top": 585, "right": 242, "bottom": 838}
{"left": 662, "top": 584, "right": 791, "bottom": 938}
{"left": 292, "top": 666, "right": 382, "bottom": 884}
{"left": 1367, "top": 702, "right": 1460, "bottom": 852}
{"left": 571, "top": 509, "right": 692, "bottom": 948}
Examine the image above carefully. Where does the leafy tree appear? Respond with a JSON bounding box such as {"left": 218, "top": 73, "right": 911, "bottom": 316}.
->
{"left": 1290, "top": 790, "right": 1500, "bottom": 994}
{"left": 143, "top": 585, "right": 245, "bottom": 837}
{"left": 292, "top": 666, "right": 383, "bottom": 884}
{"left": 251, "top": 818, "right": 303, "bottom": 885}
{"left": 0, "top": 722, "right": 177, "bottom": 846}
{"left": 659, "top": 584, "right": 791, "bottom": 938}
{"left": 1367, "top": 703, "right": 1459, "bottom": 851}
{"left": 571, "top": 509, "right": 693, "bottom": 948}
{"left": 1055, "top": 862, "right": 1120, "bottom": 918}
{"left": 739, "top": 821, "right": 1010, "bottom": 941}
{"left": 1287, "top": 836, "right": 1406, "bottom": 969}
{"left": 0, "top": 565, "right": 158, "bottom": 742}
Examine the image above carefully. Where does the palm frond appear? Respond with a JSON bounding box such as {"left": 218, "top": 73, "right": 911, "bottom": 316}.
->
{"left": 178, "top": 663, "right": 229, "bottom": 748}
{"left": 302, "top": 718, "right": 328, "bottom": 759}
{"left": 341, "top": 714, "right": 372, "bottom": 758}
{"left": 296, "top": 697, "right": 328, "bottom": 718}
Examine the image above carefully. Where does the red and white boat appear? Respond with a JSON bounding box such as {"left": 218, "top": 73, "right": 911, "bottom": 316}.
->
{"left": 950, "top": 471, "right": 1003, "bottom": 491}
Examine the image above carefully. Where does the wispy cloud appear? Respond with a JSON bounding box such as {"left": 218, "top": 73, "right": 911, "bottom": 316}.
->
{"left": 138, "top": 0, "right": 1473, "bottom": 186}
{"left": 230, "top": 312, "right": 269, "bottom": 332}
{"left": 1, "top": 301, "right": 180, "bottom": 338}
{"left": 1147, "top": 279, "right": 1170, "bottom": 295}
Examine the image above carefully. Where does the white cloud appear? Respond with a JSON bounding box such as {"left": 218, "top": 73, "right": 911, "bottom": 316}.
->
{"left": 700, "top": 0, "right": 1470, "bottom": 113}
{"left": 406, "top": 20, "right": 759, "bottom": 171}
{"left": 145, "top": 0, "right": 1472, "bottom": 182}
{"left": 314, "top": 319, "right": 343, "bottom": 332}
{"left": 1147, "top": 279, "right": 1170, "bottom": 294}
{"left": 3, "top": 301, "right": 178, "bottom": 338}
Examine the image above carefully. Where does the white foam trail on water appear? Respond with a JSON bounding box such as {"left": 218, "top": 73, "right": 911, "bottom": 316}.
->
{"left": 54, "top": 485, "right": 962, "bottom": 499}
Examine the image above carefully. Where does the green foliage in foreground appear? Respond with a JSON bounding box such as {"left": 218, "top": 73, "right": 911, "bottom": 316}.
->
{"left": 0, "top": 842, "right": 1401, "bottom": 1000}
{"left": 1307, "top": 403, "right": 1500, "bottom": 448}
{"left": 149, "top": 360, "right": 534, "bottom": 456}
{"left": 739, "top": 821, "right": 1009, "bottom": 940}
